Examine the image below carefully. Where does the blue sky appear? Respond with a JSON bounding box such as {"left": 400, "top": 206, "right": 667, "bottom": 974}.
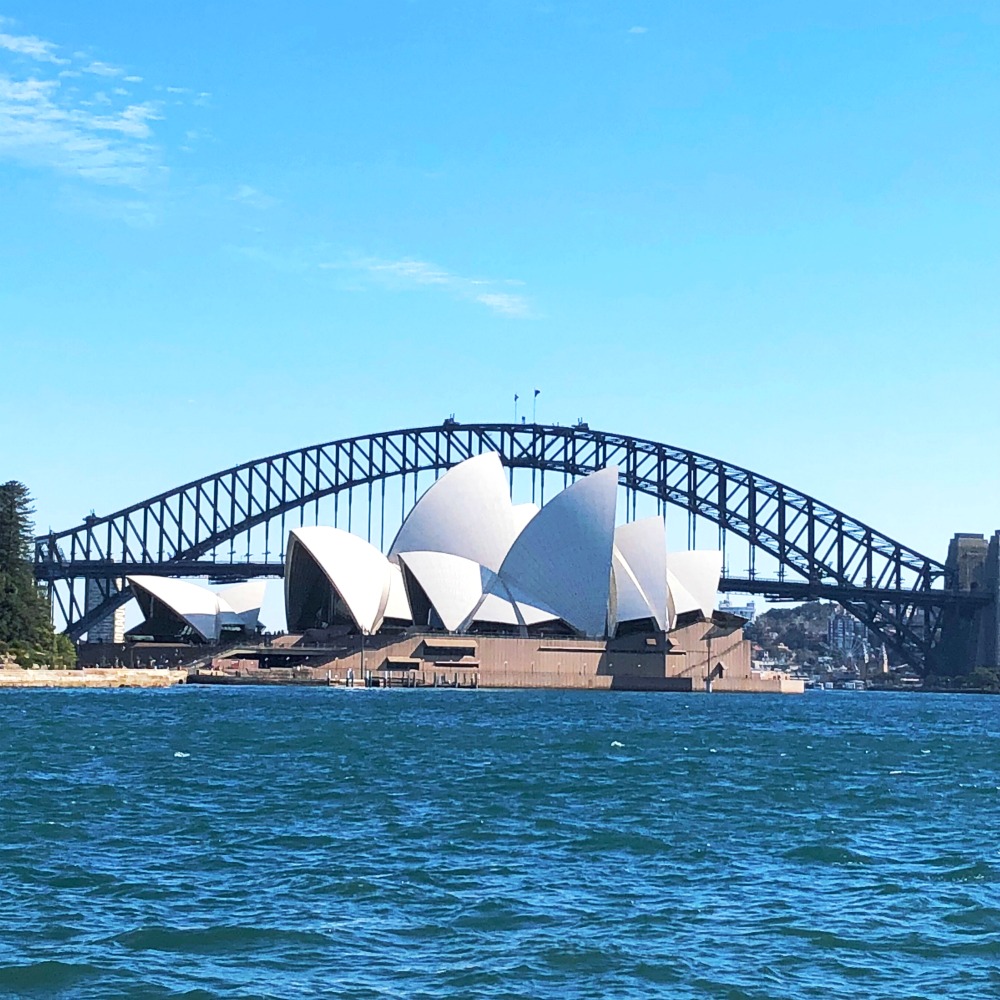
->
{"left": 2, "top": 0, "right": 999, "bottom": 579}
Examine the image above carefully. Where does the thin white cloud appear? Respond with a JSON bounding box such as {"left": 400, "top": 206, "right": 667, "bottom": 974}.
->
{"left": 322, "top": 255, "right": 533, "bottom": 318}
{"left": 0, "top": 19, "right": 198, "bottom": 190}
{"left": 82, "top": 60, "right": 122, "bottom": 77}
{"left": 628, "top": 26, "right": 648, "bottom": 34}
{"left": 231, "top": 183, "right": 278, "bottom": 209}
{"left": 0, "top": 29, "right": 68, "bottom": 64}
{"left": 473, "top": 292, "right": 532, "bottom": 318}
{"left": 364, "top": 258, "right": 453, "bottom": 286}
{"left": 0, "top": 74, "right": 163, "bottom": 186}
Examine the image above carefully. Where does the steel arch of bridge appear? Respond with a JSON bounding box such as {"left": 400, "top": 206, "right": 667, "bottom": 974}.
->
{"left": 35, "top": 422, "right": 962, "bottom": 665}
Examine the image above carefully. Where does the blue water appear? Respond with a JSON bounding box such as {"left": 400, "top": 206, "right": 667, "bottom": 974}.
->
{"left": 0, "top": 689, "right": 997, "bottom": 999}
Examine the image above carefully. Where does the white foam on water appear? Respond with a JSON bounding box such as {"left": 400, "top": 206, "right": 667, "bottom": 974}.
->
{"left": 173, "top": 751, "right": 190, "bottom": 758}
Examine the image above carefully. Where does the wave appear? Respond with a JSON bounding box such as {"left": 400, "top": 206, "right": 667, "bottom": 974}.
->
{"left": 0, "top": 960, "right": 104, "bottom": 991}
{"left": 111, "top": 924, "right": 333, "bottom": 954}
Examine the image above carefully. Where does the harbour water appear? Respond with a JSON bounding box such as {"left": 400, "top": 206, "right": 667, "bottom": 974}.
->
{"left": 1, "top": 688, "right": 997, "bottom": 998}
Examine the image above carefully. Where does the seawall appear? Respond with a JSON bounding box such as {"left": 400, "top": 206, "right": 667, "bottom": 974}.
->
{"left": 0, "top": 668, "right": 187, "bottom": 688}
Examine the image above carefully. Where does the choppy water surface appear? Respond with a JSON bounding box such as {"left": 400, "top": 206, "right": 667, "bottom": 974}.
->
{"left": 1, "top": 689, "right": 998, "bottom": 999}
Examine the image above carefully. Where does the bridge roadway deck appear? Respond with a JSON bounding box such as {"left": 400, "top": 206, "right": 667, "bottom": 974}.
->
{"left": 36, "top": 560, "right": 991, "bottom": 609}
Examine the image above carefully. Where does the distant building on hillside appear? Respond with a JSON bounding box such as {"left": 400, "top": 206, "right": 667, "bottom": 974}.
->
{"left": 827, "top": 607, "right": 868, "bottom": 655}
{"left": 718, "top": 598, "right": 756, "bottom": 623}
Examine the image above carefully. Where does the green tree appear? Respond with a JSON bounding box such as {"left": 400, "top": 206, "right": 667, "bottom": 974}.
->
{"left": 965, "top": 666, "right": 1000, "bottom": 693}
{"left": 0, "top": 481, "right": 75, "bottom": 667}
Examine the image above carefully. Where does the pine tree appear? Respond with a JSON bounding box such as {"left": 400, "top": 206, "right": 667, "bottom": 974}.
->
{"left": 0, "top": 481, "right": 73, "bottom": 665}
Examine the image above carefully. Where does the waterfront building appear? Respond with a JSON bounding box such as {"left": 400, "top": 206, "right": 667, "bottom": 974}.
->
{"left": 112, "top": 454, "right": 801, "bottom": 691}
{"left": 267, "top": 454, "right": 800, "bottom": 692}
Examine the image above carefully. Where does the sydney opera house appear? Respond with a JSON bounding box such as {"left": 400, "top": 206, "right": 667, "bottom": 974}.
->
{"left": 125, "top": 454, "right": 801, "bottom": 692}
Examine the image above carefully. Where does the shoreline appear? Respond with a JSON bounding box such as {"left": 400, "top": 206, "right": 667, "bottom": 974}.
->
{"left": 0, "top": 667, "right": 187, "bottom": 688}
{"left": 1, "top": 666, "right": 996, "bottom": 694}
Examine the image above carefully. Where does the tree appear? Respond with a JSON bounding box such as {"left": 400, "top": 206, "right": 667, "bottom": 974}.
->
{"left": 0, "top": 482, "right": 75, "bottom": 667}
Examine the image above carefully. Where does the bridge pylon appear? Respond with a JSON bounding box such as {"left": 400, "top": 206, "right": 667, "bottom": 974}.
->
{"left": 935, "top": 532, "right": 1000, "bottom": 675}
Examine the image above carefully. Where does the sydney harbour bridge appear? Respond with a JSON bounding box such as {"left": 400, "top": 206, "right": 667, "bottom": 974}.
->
{"left": 33, "top": 421, "right": 998, "bottom": 673}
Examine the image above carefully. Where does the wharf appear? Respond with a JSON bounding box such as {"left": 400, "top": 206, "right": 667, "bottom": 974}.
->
{"left": 187, "top": 666, "right": 428, "bottom": 687}
{"left": 188, "top": 667, "right": 332, "bottom": 686}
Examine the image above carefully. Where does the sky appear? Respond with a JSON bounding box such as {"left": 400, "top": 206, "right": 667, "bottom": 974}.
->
{"left": 2, "top": 1, "right": 999, "bottom": 623}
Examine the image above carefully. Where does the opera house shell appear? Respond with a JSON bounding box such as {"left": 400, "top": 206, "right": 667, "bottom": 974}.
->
{"left": 126, "top": 576, "right": 265, "bottom": 644}
{"left": 283, "top": 452, "right": 726, "bottom": 641}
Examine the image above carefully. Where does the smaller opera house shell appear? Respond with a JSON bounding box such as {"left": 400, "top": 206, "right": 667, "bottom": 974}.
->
{"left": 274, "top": 454, "right": 796, "bottom": 692}
{"left": 126, "top": 576, "right": 265, "bottom": 644}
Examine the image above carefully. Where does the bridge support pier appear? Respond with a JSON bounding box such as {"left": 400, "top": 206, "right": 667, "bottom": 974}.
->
{"left": 935, "top": 533, "right": 1000, "bottom": 675}
{"left": 83, "top": 578, "right": 125, "bottom": 644}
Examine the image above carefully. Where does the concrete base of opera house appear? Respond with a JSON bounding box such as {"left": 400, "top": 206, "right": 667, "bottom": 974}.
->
{"left": 194, "top": 619, "right": 804, "bottom": 694}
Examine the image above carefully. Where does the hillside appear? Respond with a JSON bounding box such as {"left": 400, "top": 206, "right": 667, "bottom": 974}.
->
{"left": 744, "top": 601, "right": 845, "bottom": 667}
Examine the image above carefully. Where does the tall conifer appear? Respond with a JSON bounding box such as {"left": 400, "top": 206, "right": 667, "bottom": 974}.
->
{"left": 0, "top": 481, "right": 71, "bottom": 663}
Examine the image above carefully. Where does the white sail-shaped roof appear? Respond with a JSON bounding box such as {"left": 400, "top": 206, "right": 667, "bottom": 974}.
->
{"left": 494, "top": 466, "right": 619, "bottom": 636}
{"left": 667, "top": 550, "right": 723, "bottom": 619}
{"left": 472, "top": 592, "right": 559, "bottom": 627}
{"left": 285, "top": 526, "right": 391, "bottom": 634}
{"left": 613, "top": 518, "right": 669, "bottom": 631}
{"left": 127, "top": 575, "right": 233, "bottom": 642}
{"left": 389, "top": 452, "right": 525, "bottom": 573}
{"left": 216, "top": 581, "right": 266, "bottom": 631}
{"left": 397, "top": 549, "right": 559, "bottom": 632}
{"left": 667, "top": 569, "right": 701, "bottom": 620}
{"left": 511, "top": 502, "right": 539, "bottom": 534}
{"left": 397, "top": 550, "right": 487, "bottom": 632}
{"left": 383, "top": 562, "right": 412, "bottom": 622}
{"left": 612, "top": 548, "right": 653, "bottom": 628}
